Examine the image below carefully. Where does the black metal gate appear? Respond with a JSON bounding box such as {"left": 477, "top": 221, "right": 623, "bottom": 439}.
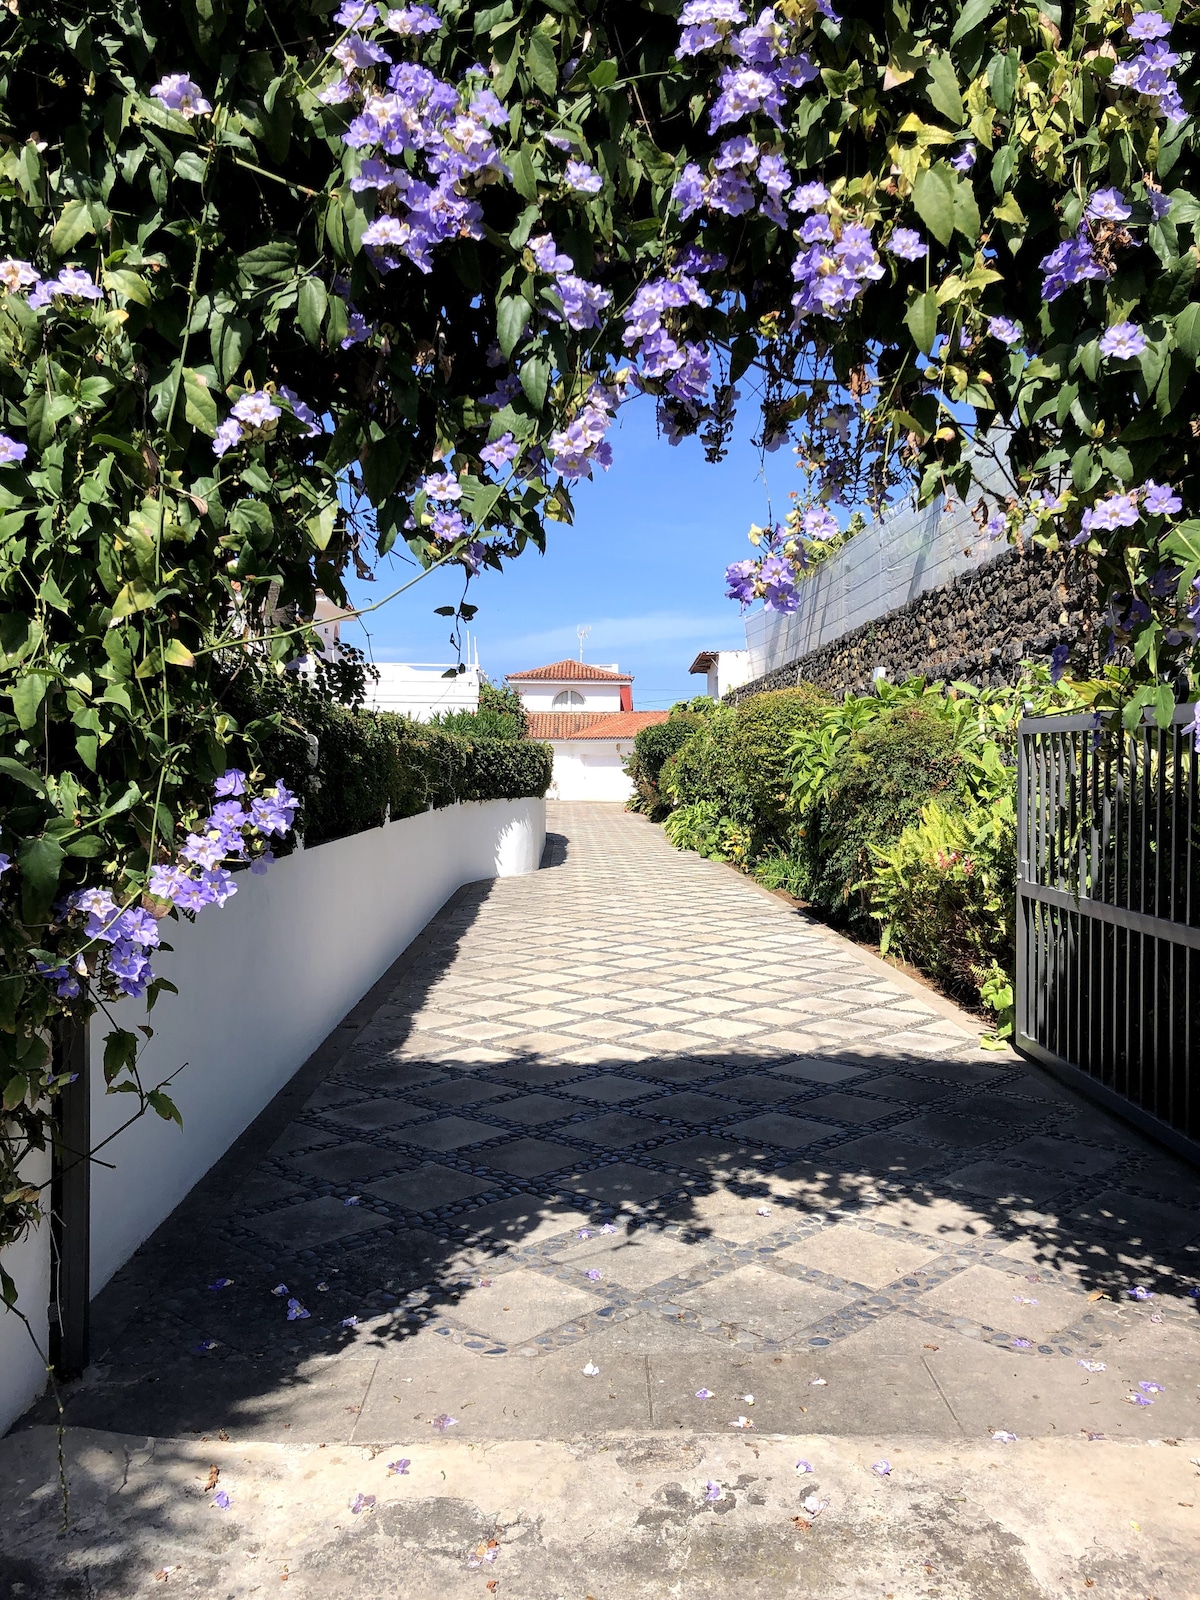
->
{"left": 1016, "top": 706, "right": 1200, "bottom": 1164}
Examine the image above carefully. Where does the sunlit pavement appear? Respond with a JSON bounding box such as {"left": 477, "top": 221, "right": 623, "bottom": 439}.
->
{"left": 3, "top": 803, "right": 1198, "bottom": 1596}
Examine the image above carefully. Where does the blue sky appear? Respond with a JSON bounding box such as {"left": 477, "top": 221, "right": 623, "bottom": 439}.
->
{"left": 340, "top": 399, "right": 791, "bottom": 710}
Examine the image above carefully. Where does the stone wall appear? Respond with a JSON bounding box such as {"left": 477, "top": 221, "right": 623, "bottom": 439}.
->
{"left": 730, "top": 541, "right": 1098, "bottom": 703}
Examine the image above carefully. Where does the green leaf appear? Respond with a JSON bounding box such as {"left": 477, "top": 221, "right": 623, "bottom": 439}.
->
{"left": 950, "top": 0, "right": 998, "bottom": 42}
{"left": 18, "top": 835, "right": 64, "bottom": 923}
{"left": 0, "top": 757, "right": 46, "bottom": 795}
{"left": 519, "top": 354, "right": 550, "bottom": 410}
{"left": 496, "top": 294, "right": 531, "bottom": 358}
{"left": 923, "top": 53, "right": 964, "bottom": 125}
{"left": 988, "top": 48, "right": 1019, "bottom": 114}
{"left": 162, "top": 638, "right": 196, "bottom": 667}
{"left": 952, "top": 179, "right": 980, "bottom": 241}
{"left": 111, "top": 577, "right": 157, "bottom": 617}
{"left": 11, "top": 673, "right": 46, "bottom": 731}
{"left": 911, "top": 163, "right": 956, "bottom": 245}
{"left": 297, "top": 277, "right": 327, "bottom": 347}
{"left": 526, "top": 30, "right": 558, "bottom": 96}
{"left": 904, "top": 288, "right": 939, "bottom": 355}
{"left": 0, "top": 975, "right": 24, "bottom": 1032}
{"left": 183, "top": 368, "right": 218, "bottom": 436}
{"left": 1173, "top": 300, "right": 1200, "bottom": 364}
{"left": 588, "top": 60, "right": 619, "bottom": 90}
{"left": 49, "top": 198, "right": 96, "bottom": 256}
{"left": 102, "top": 269, "right": 152, "bottom": 305}
{"left": 1152, "top": 683, "right": 1175, "bottom": 728}
{"left": 237, "top": 241, "right": 298, "bottom": 283}
{"left": 508, "top": 148, "right": 539, "bottom": 202}
{"left": 210, "top": 314, "right": 253, "bottom": 386}
{"left": 1163, "top": 518, "right": 1200, "bottom": 564}
{"left": 173, "top": 150, "right": 208, "bottom": 184}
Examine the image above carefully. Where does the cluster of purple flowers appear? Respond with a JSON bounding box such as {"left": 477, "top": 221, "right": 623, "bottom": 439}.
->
{"left": 1073, "top": 479, "right": 1182, "bottom": 545}
{"left": 34, "top": 772, "right": 294, "bottom": 1003}
{"left": 675, "top": 138, "right": 799, "bottom": 230}
{"left": 151, "top": 74, "right": 213, "bottom": 119}
{"left": 528, "top": 233, "right": 613, "bottom": 333}
{"left": 213, "top": 388, "right": 318, "bottom": 458}
{"left": 0, "top": 433, "right": 27, "bottom": 466}
{"left": 327, "top": 11, "right": 512, "bottom": 278}
{"left": 1111, "top": 10, "right": 1184, "bottom": 123}
{"left": 548, "top": 384, "right": 619, "bottom": 480}
{"left": 619, "top": 273, "right": 713, "bottom": 412}
{"left": 0, "top": 261, "right": 106, "bottom": 311}
{"left": 674, "top": 3, "right": 820, "bottom": 132}
{"left": 1039, "top": 227, "right": 1109, "bottom": 302}
{"left": 790, "top": 196, "right": 883, "bottom": 322}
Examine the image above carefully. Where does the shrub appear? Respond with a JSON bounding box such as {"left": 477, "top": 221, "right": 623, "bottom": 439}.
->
{"left": 660, "top": 704, "right": 742, "bottom": 816}
{"left": 662, "top": 801, "right": 752, "bottom": 864}
{"left": 731, "top": 685, "right": 830, "bottom": 841}
{"left": 809, "top": 701, "right": 966, "bottom": 921}
{"left": 430, "top": 681, "right": 529, "bottom": 741}
{"left": 626, "top": 713, "right": 702, "bottom": 817}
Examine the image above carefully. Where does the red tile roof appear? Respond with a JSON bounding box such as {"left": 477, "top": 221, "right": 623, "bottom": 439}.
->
{"left": 525, "top": 710, "right": 670, "bottom": 741}
{"left": 506, "top": 659, "right": 633, "bottom": 683}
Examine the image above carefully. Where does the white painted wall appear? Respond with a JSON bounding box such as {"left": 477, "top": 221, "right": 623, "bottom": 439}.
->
{"left": 700, "top": 650, "right": 752, "bottom": 700}
{"left": 0, "top": 1149, "right": 51, "bottom": 1436}
{"left": 548, "top": 740, "right": 635, "bottom": 801}
{"left": 0, "top": 797, "right": 543, "bottom": 1436}
{"left": 364, "top": 662, "right": 481, "bottom": 721}
{"left": 517, "top": 680, "right": 624, "bottom": 713}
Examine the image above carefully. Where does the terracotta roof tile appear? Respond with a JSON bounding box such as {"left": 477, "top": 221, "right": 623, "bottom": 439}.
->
{"left": 506, "top": 659, "right": 632, "bottom": 682}
{"left": 526, "top": 710, "right": 670, "bottom": 740}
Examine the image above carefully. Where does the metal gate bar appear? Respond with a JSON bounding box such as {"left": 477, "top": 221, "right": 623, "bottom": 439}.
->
{"left": 1016, "top": 706, "right": 1200, "bottom": 1167}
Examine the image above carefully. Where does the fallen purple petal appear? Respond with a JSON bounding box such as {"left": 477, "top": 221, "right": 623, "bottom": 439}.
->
{"left": 729, "top": 1416, "right": 753, "bottom": 1429}
{"left": 286, "top": 1298, "right": 310, "bottom": 1321}
{"left": 801, "top": 1492, "right": 827, "bottom": 1516}
{"left": 1012, "top": 1338, "right": 1033, "bottom": 1349}
{"left": 695, "top": 1388, "right": 714, "bottom": 1400}
{"left": 600, "top": 1223, "right": 618, "bottom": 1235}
{"left": 271, "top": 1283, "right": 288, "bottom": 1297}
{"left": 1138, "top": 1381, "right": 1165, "bottom": 1394}
{"left": 193, "top": 1340, "right": 218, "bottom": 1353}
{"left": 810, "top": 1377, "right": 827, "bottom": 1387}
{"left": 704, "top": 1481, "right": 721, "bottom": 1503}
{"left": 1128, "top": 1285, "right": 1153, "bottom": 1301}
{"left": 991, "top": 1430, "right": 1018, "bottom": 1443}
{"left": 1128, "top": 1392, "right": 1153, "bottom": 1406}
{"left": 344, "top": 1196, "right": 361, "bottom": 1207}
{"left": 755, "top": 1206, "right": 772, "bottom": 1216}
{"left": 1013, "top": 1295, "right": 1038, "bottom": 1305}
{"left": 206, "top": 1278, "right": 233, "bottom": 1291}
{"left": 316, "top": 1282, "right": 330, "bottom": 1292}
{"left": 795, "top": 1460, "right": 813, "bottom": 1474}
{"left": 577, "top": 1228, "right": 592, "bottom": 1240}
{"left": 872, "top": 1460, "right": 891, "bottom": 1477}
{"left": 387, "top": 1459, "right": 411, "bottom": 1475}
{"left": 213, "top": 1490, "right": 231, "bottom": 1510}
{"left": 432, "top": 1414, "right": 458, "bottom": 1430}
{"left": 584, "top": 1268, "right": 602, "bottom": 1281}
{"left": 341, "top": 1316, "right": 359, "bottom": 1328}
{"left": 582, "top": 1361, "right": 600, "bottom": 1376}
{"left": 350, "top": 1493, "right": 376, "bottom": 1514}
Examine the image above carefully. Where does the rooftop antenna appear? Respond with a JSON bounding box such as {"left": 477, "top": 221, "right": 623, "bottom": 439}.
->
{"left": 576, "top": 623, "right": 591, "bottom": 663}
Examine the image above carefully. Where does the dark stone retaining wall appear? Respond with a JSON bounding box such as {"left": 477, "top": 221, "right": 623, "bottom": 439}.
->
{"left": 729, "top": 542, "right": 1099, "bottom": 703}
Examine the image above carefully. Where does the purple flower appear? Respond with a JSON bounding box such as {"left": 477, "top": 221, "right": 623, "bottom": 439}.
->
{"left": 584, "top": 1268, "right": 602, "bottom": 1281}
{"left": 1128, "top": 1391, "right": 1153, "bottom": 1406}
{"left": 988, "top": 316, "right": 1023, "bottom": 346}
{"left": 278, "top": 386, "right": 321, "bottom": 437}
{"left": 709, "top": 64, "right": 787, "bottom": 131}
{"left": 1142, "top": 480, "right": 1181, "bottom": 515}
{"left": 207, "top": 1278, "right": 233, "bottom": 1291}
{"left": 350, "top": 1493, "right": 376, "bottom": 1514}
{"left": 1128, "top": 1284, "right": 1153, "bottom": 1301}
{"left": 480, "top": 433, "right": 520, "bottom": 470}
{"left": 1128, "top": 10, "right": 1170, "bottom": 40}
{"left": 759, "top": 553, "right": 799, "bottom": 613}
{"left": 1050, "top": 643, "right": 1070, "bottom": 684}
{"left": 333, "top": 35, "right": 390, "bottom": 72}
{"left": 431, "top": 1414, "right": 457, "bottom": 1430}
{"left": 872, "top": 1459, "right": 891, "bottom": 1477}
{"left": 212, "top": 1490, "right": 231, "bottom": 1509}
{"left": 1086, "top": 187, "right": 1132, "bottom": 222}
{"left": 1012, "top": 1337, "right": 1034, "bottom": 1349}
{"left": 695, "top": 1388, "right": 714, "bottom": 1399}
{"left": 1078, "top": 1359, "right": 1106, "bottom": 1373}
{"left": 194, "top": 1339, "right": 219, "bottom": 1352}
{"left": 430, "top": 507, "right": 467, "bottom": 541}
{"left": 231, "top": 390, "right": 281, "bottom": 428}
{"left": 0, "top": 434, "right": 28, "bottom": 466}
{"left": 792, "top": 180, "right": 829, "bottom": 212}
{"left": 1138, "top": 1380, "right": 1164, "bottom": 1394}
{"left": 214, "top": 769, "right": 247, "bottom": 798}
{"left": 213, "top": 419, "right": 243, "bottom": 458}
{"left": 0, "top": 853, "right": 10, "bottom": 877}
{"left": 1146, "top": 187, "right": 1171, "bottom": 220}
{"left": 343, "top": 1196, "right": 361, "bottom": 1207}
{"left": 795, "top": 1459, "right": 813, "bottom": 1474}
{"left": 421, "top": 470, "right": 461, "bottom": 502}
{"left": 1098, "top": 321, "right": 1146, "bottom": 358}
{"left": 887, "top": 228, "right": 927, "bottom": 261}
{"left": 271, "top": 1283, "right": 289, "bottom": 1297}
{"left": 151, "top": 74, "right": 213, "bottom": 119}
{"left": 334, "top": 0, "right": 377, "bottom": 26}
{"left": 704, "top": 1481, "right": 721, "bottom": 1503}
{"left": 382, "top": 5, "right": 442, "bottom": 34}
{"left": 529, "top": 234, "right": 573, "bottom": 275}
{"left": 950, "top": 144, "right": 976, "bottom": 172}
{"left": 250, "top": 783, "right": 297, "bottom": 837}
{"left": 387, "top": 1459, "right": 411, "bottom": 1475}
{"left": 0, "top": 259, "right": 40, "bottom": 293}
{"left": 802, "top": 506, "right": 838, "bottom": 542}
{"left": 286, "top": 1297, "right": 310, "bottom": 1321}
{"left": 725, "top": 558, "right": 757, "bottom": 604}
{"left": 29, "top": 268, "right": 103, "bottom": 308}
{"left": 565, "top": 160, "right": 602, "bottom": 194}
{"left": 342, "top": 310, "right": 372, "bottom": 348}
{"left": 1039, "top": 228, "right": 1108, "bottom": 301}
{"left": 673, "top": 163, "right": 706, "bottom": 219}
{"left": 555, "top": 274, "right": 614, "bottom": 332}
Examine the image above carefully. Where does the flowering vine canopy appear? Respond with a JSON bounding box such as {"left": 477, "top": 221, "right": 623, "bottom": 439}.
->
{"left": 0, "top": 0, "right": 1196, "bottom": 1268}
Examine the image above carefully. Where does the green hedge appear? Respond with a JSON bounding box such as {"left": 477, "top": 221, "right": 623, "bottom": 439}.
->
{"left": 625, "top": 714, "right": 704, "bottom": 818}
{"left": 227, "top": 675, "right": 551, "bottom": 848}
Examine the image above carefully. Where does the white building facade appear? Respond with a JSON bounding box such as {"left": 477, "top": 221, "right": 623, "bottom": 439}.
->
{"left": 506, "top": 660, "right": 667, "bottom": 802}
{"left": 688, "top": 648, "right": 753, "bottom": 701}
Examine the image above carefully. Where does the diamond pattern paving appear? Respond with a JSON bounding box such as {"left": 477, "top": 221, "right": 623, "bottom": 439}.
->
{"left": 67, "top": 801, "right": 1200, "bottom": 1451}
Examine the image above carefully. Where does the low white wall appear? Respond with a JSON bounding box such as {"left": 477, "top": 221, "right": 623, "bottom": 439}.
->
{"left": 88, "top": 796, "right": 544, "bottom": 1295}
{"left": 0, "top": 1149, "right": 51, "bottom": 1436}
{"left": 0, "top": 795, "right": 543, "bottom": 1436}
{"left": 548, "top": 740, "right": 635, "bottom": 802}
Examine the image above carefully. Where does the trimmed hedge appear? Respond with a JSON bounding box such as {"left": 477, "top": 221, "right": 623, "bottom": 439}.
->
{"left": 626, "top": 714, "right": 704, "bottom": 818}
{"left": 228, "top": 675, "right": 551, "bottom": 848}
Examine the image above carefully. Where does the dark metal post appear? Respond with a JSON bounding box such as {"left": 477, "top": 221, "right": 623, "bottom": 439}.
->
{"left": 49, "top": 1020, "right": 91, "bottom": 1377}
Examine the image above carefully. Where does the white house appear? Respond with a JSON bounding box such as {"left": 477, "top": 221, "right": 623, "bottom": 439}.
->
{"left": 688, "top": 648, "right": 752, "bottom": 700}
{"left": 310, "top": 595, "right": 483, "bottom": 722}
{"left": 506, "top": 659, "right": 667, "bottom": 801}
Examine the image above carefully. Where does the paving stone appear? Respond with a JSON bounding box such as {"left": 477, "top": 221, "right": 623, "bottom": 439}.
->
{"left": 898, "top": 1111, "right": 1005, "bottom": 1146}
{"left": 454, "top": 1197, "right": 591, "bottom": 1248}
{"left": 799, "top": 1091, "right": 899, "bottom": 1126}
{"left": 324, "top": 1098, "right": 432, "bottom": 1133}
{"left": 570, "top": 1112, "right": 665, "bottom": 1149}
{"left": 365, "top": 1163, "right": 494, "bottom": 1211}
{"left": 399, "top": 1116, "right": 508, "bottom": 1153}
{"left": 571, "top": 1235, "right": 708, "bottom": 1292}
{"left": 415, "top": 1079, "right": 520, "bottom": 1109}
{"left": 554, "top": 1074, "right": 655, "bottom": 1104}
{"left": 767, "top": 1057, "right": 870, "bottom": 1085}
{"left": 679, "top": 1263, "right": 853, "bottom": 1340}
{"left": 635, "top": 1091, "right": 745, "bottom": 1123}
{"left": 481, "top": 1137, "right": 580, "bottom": 1180}
{"left": 820, "top": 1133, "right": 943, "bottom": 1178}
{"left": 1064, "top": 1190, "right": 1200, "bottom": 1251}
{"left": 565, "top": 1162, "right": 682, "bottom": 1207}
{"left": 491, "top": 1093, "right": 574, "bottom": 1127}
{"left": 291, "top": 1142, "right": 408, "bottom": 1184}
{"left": 854, "top": 1073, "right": 947, "bottom": 1105}
{"left": 1007, "top": 1135, "right": 1123, "bottom": 1178}
{"left": 778, "top": 1223, "right": 940, "bottom": 1289}
{"left": 943, "top": 1160, "right": 1073, "bottom": 1207}
{"left": 491, "top": 1060, "right": 583, "bottom": 1087}
{"left": 726, "top": 1112, "right": 842, "bottom": 1149}
{"left": 244, "top": 1197, "right": 391, "bottom": 1249}
{"left": 919, "top": 1262, "right": 1090, "bottom": 1341}
{"left": 447, "top": 1267, "right": 598, "bottom": 1344}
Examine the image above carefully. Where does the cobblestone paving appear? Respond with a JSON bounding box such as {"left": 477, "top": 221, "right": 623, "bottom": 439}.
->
{"left": 60, "top": 803, "right": 1200, "bottom": 1446}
